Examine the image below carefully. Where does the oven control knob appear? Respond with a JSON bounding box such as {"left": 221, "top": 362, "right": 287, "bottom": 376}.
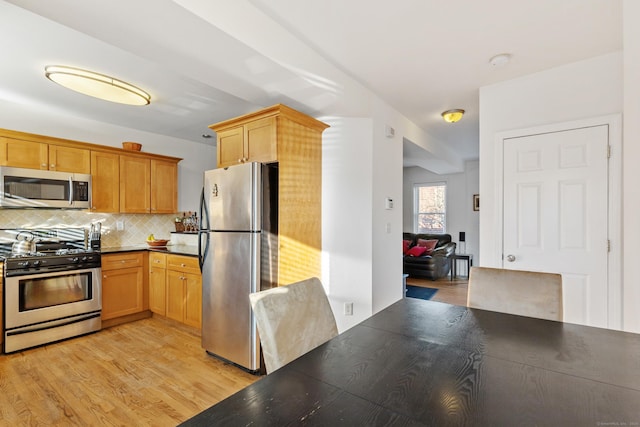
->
{"left": 81, "top": 256, "right": 88, "bottom": 262}
{"left": 32, "top": 260, "right": 41, "bottom": 267}
{"left": 72, "top": 257, "right": 80, "bottom": 263}
{"left": 18, "top": 261, "right": 30, "bottom": 267}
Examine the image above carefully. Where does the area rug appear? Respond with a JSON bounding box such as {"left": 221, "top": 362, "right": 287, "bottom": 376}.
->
{"left": 405, "top": 285, "right": 438, "bottom": 300}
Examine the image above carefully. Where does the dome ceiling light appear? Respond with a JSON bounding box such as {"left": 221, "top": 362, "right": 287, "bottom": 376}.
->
{"left": 489, "top": 53, "right": 512, "bottom": 67}
{"left": 441, "top": 109, "right": 465, "bottom": 123}
{"left": 44, "top": 65, "right": 151, "bottom": 106}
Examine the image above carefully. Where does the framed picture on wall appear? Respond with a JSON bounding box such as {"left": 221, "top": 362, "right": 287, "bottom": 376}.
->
{"left": 473, "top": 194, "right": 479, "bottom": 211}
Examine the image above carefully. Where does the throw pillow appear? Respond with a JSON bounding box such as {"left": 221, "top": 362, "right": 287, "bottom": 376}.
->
{"left": 406, "top": 245, "right": 427, "bottom": 257}
{"left": 402, "top": 239, "right": 411, "bottom": 254}
{"left": 417, "top": 239, "right": 439, "bottom": 255}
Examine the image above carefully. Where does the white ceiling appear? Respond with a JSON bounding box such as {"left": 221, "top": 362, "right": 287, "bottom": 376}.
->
{"left": 0, "top": 0, "right": 622, "bottom": 172}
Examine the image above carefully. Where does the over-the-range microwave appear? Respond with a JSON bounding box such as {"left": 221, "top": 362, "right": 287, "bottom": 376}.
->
{"left": 0, "top": 166, "right": 91, "bottom": 209}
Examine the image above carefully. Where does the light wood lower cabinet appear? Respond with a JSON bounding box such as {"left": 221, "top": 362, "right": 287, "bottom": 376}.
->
{"left": 148, "top": 252, "right": 202, "bottom": 329}
{"left": 0, "top": 262, "right": 3, "bottom": 348}
{"left": 166, "top": 255, "right": 202, "bottom": 328}
{"left": 148, "top": 252, "right": 167, "bottom": 315}
{"left": 101, "top": 252, "right": 145, "bottom": 320}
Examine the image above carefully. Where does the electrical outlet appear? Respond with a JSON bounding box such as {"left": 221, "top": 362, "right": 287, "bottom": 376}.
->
{"left": 116, "top": 221, "right": 124, "bottom": 231}
{"left": 344, "top": 302, "right": 353, "bottom": 316}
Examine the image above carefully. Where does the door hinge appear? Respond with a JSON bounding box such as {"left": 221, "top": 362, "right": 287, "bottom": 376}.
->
{"left": 607, "top": 145, "right": 612, "bottom": 159}
{"left": 607, "top": 239, "right": 611, "bottom": 253}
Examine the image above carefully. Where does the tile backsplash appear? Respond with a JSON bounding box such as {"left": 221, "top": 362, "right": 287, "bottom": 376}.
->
{"left": 0, "top": 210, "right": 178, "bottom": 248}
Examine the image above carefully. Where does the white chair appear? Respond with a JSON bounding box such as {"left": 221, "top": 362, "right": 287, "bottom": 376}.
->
{"left": 249, "top": 277, "right": 338, "bottom": 373}
{"left": 467, "top": 266, "right": 563, "bottom": 321}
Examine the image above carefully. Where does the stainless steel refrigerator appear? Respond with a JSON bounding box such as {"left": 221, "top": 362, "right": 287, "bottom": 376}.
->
{"left": 198, "top": 162, "right": 278, "bottom": 372}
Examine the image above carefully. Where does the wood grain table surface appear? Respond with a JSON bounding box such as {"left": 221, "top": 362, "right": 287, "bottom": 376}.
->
{"left": 181, "top": 299, "right": 640, "bottom": 426}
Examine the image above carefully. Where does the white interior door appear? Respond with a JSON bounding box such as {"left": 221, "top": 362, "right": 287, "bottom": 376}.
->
{"left": 503, "top": 125, "right": 609, "bottom": 327}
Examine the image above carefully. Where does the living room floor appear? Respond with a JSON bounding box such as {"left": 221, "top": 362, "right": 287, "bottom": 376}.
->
{"left": 406, "top": 275, "right": 469, "bottom": 306}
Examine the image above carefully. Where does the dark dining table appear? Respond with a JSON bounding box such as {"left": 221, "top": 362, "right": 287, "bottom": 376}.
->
{"left": 181, "top": 298, "right": 640, "bottom": 426}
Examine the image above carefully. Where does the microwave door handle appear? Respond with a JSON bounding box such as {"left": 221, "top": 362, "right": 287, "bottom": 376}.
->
{"left": 68, "top": 176, "right": 73, "bottom": 205}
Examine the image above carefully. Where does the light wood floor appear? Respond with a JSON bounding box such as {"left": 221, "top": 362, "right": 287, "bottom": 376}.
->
{"left": 0, "top": 279, "right": 467, "bottom": 426}
{"left": 406, "top": 275, "right": 469, "bottom": 306}
{"left": 0, "top": 316, "right": 258, "bottom": 426}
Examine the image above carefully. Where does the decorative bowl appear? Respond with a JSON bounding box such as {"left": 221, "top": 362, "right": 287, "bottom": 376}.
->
{"left": 122, "top": 141, "right": 142, "bottom": 151}
{"left": 146, "top": 239, "right": 169, "bottom": 247}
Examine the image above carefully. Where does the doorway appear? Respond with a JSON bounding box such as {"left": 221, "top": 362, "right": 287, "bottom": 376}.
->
{"left": 497, "top": 115, "right": 622, "bottom": 329}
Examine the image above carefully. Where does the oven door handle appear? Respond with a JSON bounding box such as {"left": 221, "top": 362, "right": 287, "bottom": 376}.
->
{"left": 5, "top": 311, "right": 102, "bottom": 336}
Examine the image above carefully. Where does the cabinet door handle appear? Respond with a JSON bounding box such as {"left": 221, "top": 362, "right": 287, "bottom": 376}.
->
{"left": 181, "top": 263, "right": 186, "bottom": 267}
{"left": 50, "top": 164, "right": 56, "bottom": 169}
{"left": 41, "top": 163, "right": 48, "bottom": 168}
{"left": 103, "top": 275, "right": 107, "bottom": 279}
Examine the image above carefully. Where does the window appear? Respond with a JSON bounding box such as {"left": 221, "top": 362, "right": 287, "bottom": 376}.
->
{"left": 414, "top": 182, "right": 446, "bottom": 233}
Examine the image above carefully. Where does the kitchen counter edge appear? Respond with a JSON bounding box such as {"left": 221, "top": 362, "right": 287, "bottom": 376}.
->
{"left": 100, "top": 245, "right": 199, "bottom": 258}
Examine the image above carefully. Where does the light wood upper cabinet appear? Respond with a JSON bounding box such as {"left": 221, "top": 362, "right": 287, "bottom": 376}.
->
{"left": 0, "top": 137, "right": 48, "bottom": 169}
{"left": 151, "top": 159, "right": 177, "bottom": 213}
{"left": 210, "top": 104, "right": 328, "bottom": 286}
{"left": 48, "top": 145, "right": 90, "bottom": 173}
{"left": 120, "top": 155, "right": 151, "bottom": 213}
{"left": 216, "top": 127, "right": 244, "bottom": 168}
{"left": 0, "top": 128, "right": 181, "bottom": 214}
{"left": 0, "top": 137, "right": 90, "bottom": 173}
{"left": 215, "top": 116, "right": 277, "bottom": 167}
{"left": 119, "top": 155, "right": 178, "bottom": 214}
{"left": 90, "top": 151, "right": 119, "bottom": 212}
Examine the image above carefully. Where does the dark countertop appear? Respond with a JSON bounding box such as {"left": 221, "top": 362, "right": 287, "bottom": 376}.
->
{"left": 101, "top": 244, "right": 199, "bottom": 258}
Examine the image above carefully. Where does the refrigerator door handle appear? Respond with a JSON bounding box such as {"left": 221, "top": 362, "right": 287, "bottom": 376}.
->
{"left": 198, "top": 231, "right": 209, "bottom": 272}
{"left": 198, "top": 187, "right": 210, "bottom": 272}
{"left": 199, "top": 187, "right": 210, "bottom": 231}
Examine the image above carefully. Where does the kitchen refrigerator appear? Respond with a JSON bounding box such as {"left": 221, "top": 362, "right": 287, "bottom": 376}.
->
{"left": 198, "top": 162, "right": 278, "bottom": 372}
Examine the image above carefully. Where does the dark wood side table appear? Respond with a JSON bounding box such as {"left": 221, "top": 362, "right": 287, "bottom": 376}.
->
{"left": 451, "top": 253, "right": 473, "bottom": 280}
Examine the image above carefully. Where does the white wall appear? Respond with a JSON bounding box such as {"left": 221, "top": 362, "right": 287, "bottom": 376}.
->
{"left": 478, "top": 52, "right": 628, "bottom": 326}
{"left": 403, "top": 160, "right": 480, "bottom": 260}
{"left": 0, "top": 99, "right": 217, "bottom": 210}
{"left": 478, "top": 52, "right": 622, "bottom": 267}
{"left": 321, "top": 117, "right": 374, "bottom": 332}
{"left": 371, "top": 100, "right": 404, "bottom": 314}
{"left": 623, "top": 0, "right": 640, "bottom": 332}
{"left": 321, "top": 99, "right": 417, "bottom": 331}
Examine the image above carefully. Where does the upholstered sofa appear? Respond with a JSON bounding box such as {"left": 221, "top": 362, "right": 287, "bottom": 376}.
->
{"left": 403, "top": 233, "right": 456, "bottom": 280}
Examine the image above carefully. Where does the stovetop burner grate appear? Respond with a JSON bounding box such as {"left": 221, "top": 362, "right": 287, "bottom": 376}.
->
{"left": 1, "top": 227, "right": 101, "bottom": 274}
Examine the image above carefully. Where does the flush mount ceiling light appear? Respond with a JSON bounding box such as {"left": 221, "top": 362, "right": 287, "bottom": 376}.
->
{"left": 441, "top": 109, "right": 465, "bottom": 123}
{"left": 44, "top": 65, "right": 151, "bottom": 106}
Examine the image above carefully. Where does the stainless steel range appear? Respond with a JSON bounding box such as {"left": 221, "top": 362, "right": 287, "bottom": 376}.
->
{"left": 1, "top": 228, "right": 101, "bottom": 353}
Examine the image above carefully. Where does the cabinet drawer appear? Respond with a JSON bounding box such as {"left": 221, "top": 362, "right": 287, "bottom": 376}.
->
{"left": 149, "top": 252, "right": 167, "bottom": 268}
{"left": 167, "top": 254, "right": 200, "bottom": 274}
{"left": 102, "top": 252, "right": 144, "bottom": 270}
